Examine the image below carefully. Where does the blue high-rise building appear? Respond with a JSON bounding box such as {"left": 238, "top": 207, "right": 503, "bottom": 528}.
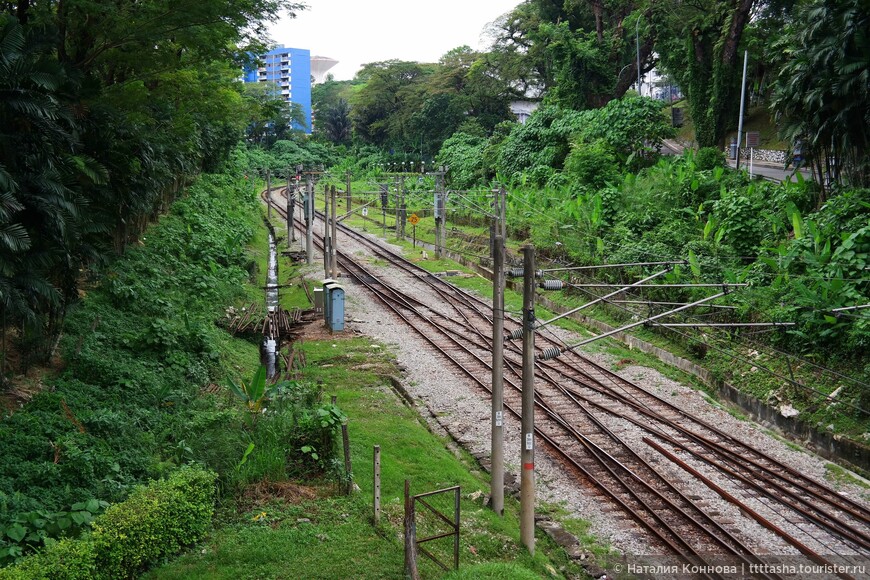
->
{"left": 244, "top": 46, "right": 311, "bottom": 133}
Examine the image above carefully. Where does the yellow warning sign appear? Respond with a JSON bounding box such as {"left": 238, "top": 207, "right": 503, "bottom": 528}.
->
{"left": 408, "top": 213, "right": 420, "bottom": 225}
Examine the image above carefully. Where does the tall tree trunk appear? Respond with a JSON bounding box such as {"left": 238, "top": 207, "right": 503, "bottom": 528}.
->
{"left": 656, "top": 0, "right": 756, "bottom": 147}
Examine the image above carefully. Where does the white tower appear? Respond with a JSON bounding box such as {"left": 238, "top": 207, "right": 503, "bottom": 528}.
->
{"left": 310, "top": 56, "right": 338, "bottom": 84}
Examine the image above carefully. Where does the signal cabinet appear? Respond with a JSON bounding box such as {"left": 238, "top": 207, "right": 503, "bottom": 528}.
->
{"left": 322, "top": 280, "right": 345, "bottom": 332}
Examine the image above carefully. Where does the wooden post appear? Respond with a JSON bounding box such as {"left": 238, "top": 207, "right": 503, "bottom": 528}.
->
{"left": 453, "top": 487, "right": 461, "bottom": 570}
{"left": 341, "top": 422, "right": 352, "bottom": 495}
{"left": 373, "top": 445, "right": 381, "bottom": 524}
{"left": 404, "top": 480, "right": 419, "bottom": 579}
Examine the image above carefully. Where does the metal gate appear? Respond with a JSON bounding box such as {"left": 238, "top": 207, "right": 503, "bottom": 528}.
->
{"left": 404, "top": 480, "right": 460, "bottom": 577}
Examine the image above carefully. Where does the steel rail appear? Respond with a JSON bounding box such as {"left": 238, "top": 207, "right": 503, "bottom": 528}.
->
{"left": 267, "top": 192, "right": 745, "bottom": 569}
{"left": 265, "top": 187, "right": 865, "bottom": 570}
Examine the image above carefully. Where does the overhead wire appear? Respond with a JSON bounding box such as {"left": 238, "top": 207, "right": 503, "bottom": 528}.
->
{"left": 446, "top": 190, "right": 499, "bottom": 219}
{"left": 560, "top": 282, "right": 870, "bottom": 415}
{"left": 364, "top": 182, "right": 867, "bottom": 395}
{"left": 561, "top": 265, "right": 870, "bottom": 392}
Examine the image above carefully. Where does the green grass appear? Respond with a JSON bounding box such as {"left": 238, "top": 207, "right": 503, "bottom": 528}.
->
{"left": 146, "top": 336, "right": 593, "bottom": 579}
{"left": 824, "top": 463, "right": 870, "bottom": 492}
{"left": 145, "top": 495, "right": 406, "bottom": 579}
{"left": 135, "top": 200, "right": 605, "bottom": 576}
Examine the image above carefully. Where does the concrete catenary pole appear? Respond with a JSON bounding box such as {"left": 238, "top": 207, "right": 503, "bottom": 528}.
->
{"left": 323, "top": 184, "right": 330, "bottom": 277}
{"left": 400, "top": 185, "right": 407, "bottom": 240}
{"left": 491, "top": 234, "right": 505, "bottom": 516}
{"left": 331, "top": 185, "right": 338, "bottom": 278}
{"left": 287, "top": 167, "right": 295, "bottom": 250}
{"left": 305, "top": 178, "right": 314, "bottom": 265}
{"left": 394, "top": 176, "right": 401, "bottom": 238}
{"left": 434, "top": 169, "right": 445, "bottom": 259}
{"left": 520, "top": 245, "right": 536, "bottom": 554}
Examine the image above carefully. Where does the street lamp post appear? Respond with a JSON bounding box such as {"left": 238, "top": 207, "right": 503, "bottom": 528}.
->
{"left": 636, "top": 17, "right": 642, "bottom": 96}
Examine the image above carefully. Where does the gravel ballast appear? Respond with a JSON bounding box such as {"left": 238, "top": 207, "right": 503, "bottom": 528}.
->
{"left": 296, "top": 216, "right": 870, "bottom": 564}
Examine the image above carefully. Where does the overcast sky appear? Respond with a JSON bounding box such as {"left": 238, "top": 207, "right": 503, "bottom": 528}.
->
{"left": 267, "top": 0, "right": 522, "bottom": 81}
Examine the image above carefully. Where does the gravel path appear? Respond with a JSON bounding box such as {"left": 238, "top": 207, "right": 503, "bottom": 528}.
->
{"left": 294, "top": 215, "right": 870, "bottom": 563}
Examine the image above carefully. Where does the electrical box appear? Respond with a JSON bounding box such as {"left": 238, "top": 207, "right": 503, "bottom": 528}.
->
{"left": 324, "top": 283, "right": 345, "bottom": 332}
{"left": 321, "top": 279, "right": 335, "bottom": 323}
{"left": 303, "top": 193, "right": 311, "bottom": 224}
{"left": 434, "top": 192, "right": 446, "bottom": 219}
{"left": 313, "top": 287, "right": 323, "bottom": 312}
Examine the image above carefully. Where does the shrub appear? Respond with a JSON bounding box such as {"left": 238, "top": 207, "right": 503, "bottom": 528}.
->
{"left": 91, "top": 466, "right": 216, "bottom": 578}
{"left": 437, "top": 132, "right": 487, "bottom": 189}
{"left": 0, "top": 540, "right": 97, "bottom": 580}
{"left": 563, "top": 140, "right": 619, "bottom": 190}
{"left": 0, "top": 466, "right": 214, "bottom": 579}
{"left": 575, "top": 96, "right": 675, "bottom": 168}
{"left": 695, "top": 146, "right": 725, "bottom": 170}
{"left": 495, "top": 105, "right": 584, "bottom": 183}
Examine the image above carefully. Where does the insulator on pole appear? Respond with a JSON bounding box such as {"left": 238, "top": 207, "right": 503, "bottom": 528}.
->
{"left": 508, "top": 267, "right": 524, "bottom": 278}
{"left": 535, "top": 269, "right": 544, "bottom": 279}
{"left": 540, "top": 279, "right": 564, "bottom": 291}
{"left": 507, "top": 327, "right": 524, "bottom": 341}
{"left": 537, "top": 347, "right": 562, "bottom": 361}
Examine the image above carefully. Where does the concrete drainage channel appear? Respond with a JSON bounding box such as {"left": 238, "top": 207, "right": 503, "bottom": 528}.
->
{"left": 261, "top": 223, "right": 280, "bottom": 378}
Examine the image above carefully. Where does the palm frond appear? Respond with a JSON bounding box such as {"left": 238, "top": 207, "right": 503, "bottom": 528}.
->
{"left": 0, "top": 223, "right": 31, "bottom": 252}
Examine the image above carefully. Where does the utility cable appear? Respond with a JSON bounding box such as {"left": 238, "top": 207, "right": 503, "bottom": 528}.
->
{"left": 564, "top": 284, "right": 869, "bottom": 415}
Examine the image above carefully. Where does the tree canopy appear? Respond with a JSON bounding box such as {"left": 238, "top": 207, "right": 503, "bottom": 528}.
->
{"left": 0, "top": 0, "right": 304, "bottom": 364}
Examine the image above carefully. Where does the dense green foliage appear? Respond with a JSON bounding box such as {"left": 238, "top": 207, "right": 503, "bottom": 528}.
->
{"left": 499, "top": 150, "right": 870, "bottom": 365}
{"left": 0, "top": 166, "right": 343, "bottom": 566}
{"left": 573, "top": 96, "right": 676, "bottom": 167}
{"left": 348, "top": 50, "right": 513, "bottom": 158}
{"left": 0, "top": 0, "right": 303, "bottom": 371}
{"left": 653, "top": 0, "right": 755, "bottom": 147}
{"left": 436, "top": 133, "right": 487, "bottom": 190}
{"left": 495, "top": 106, "right": 580, "bottom": 185}
{"left": 0, "top": 173, "right": 251, "bottom": 563}
{"left": 770, "top": 0, "right": 870, "bottom": 193}
{"left": 485, "top": 0, "right": 653, "bottom": 107}
{"left": 441, "top": 98, "right": 673, "bottom": 187}
{"left": 0, "top": 466, "right": 216, "bottom": 579}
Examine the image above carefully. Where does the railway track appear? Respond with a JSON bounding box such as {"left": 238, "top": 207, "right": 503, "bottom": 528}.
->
{"left": 264, "top": 186, "right": 870, "bottom": 577}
